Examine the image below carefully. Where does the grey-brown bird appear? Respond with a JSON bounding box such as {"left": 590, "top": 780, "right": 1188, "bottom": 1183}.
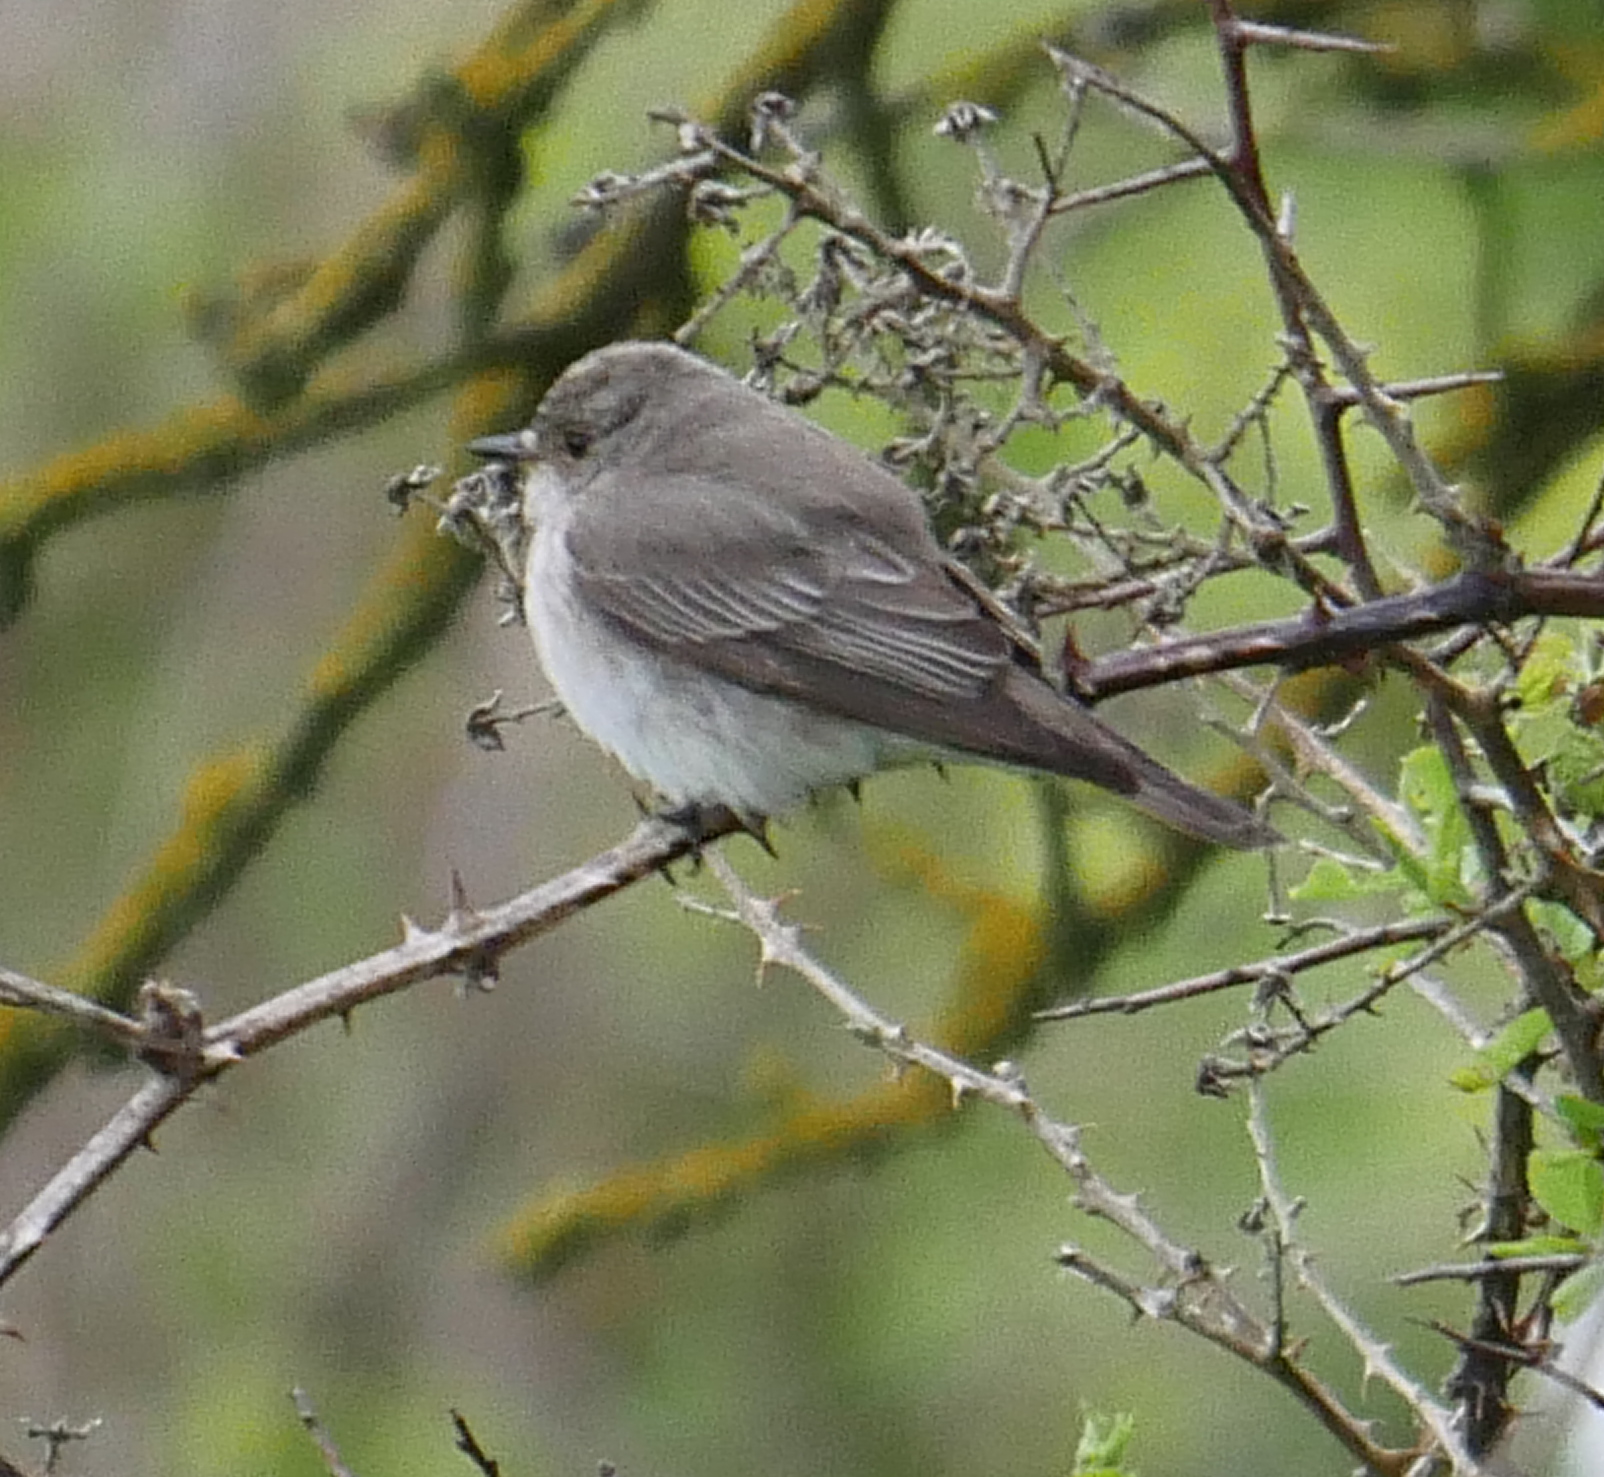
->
{"left": 469, "top": 341, "right": 1275, "bottom": 849}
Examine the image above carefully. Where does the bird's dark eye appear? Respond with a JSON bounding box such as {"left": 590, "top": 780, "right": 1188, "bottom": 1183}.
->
{"left": 562, "top": 426, "right": 594, "bottom": 458}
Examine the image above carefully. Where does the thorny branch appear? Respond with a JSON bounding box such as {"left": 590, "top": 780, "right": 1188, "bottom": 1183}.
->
{"left": 1245, "top": 1081, "right": 1488, "bottom": 1475}
{"left": 693, "top": 850, "right": 1454, "bottom": 1477}
{"left": 4, "top": 3, "right": 1604, "bottom": 1471}
{"left": 0, "top": 811, "right": 740, "bottom": 1290}
{"left": 1036, "top": 916, "right": 1451, "bottom": 1021}
{"left": 556, "top": 9, "right": 1604, "bottom": 1465}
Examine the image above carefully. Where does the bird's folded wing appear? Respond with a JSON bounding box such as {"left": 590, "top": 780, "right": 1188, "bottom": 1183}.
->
{"left": 562, "top": 470, "right": 1138, "bottom": 795}
{"left": 564, "top": 472, "right": 1008, "bottom": 704}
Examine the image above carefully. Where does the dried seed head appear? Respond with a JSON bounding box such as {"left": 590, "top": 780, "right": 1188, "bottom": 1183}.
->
{"left": 934, "top": 100, "right": 999, "bottom": 143}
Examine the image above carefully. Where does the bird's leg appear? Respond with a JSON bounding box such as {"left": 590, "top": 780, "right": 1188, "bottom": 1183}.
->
{"left": 632, "top": 792, "right": 688, "bottom": 885}
{"left": 653, "top": 799, "right": 777, "bottom": 861}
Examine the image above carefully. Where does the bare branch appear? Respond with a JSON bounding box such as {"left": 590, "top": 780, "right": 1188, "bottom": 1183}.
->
{"left": 292, "top": 1388, "right": 360, "bottom": 1477}
{"left": 0, "top": 966, "right": 144, "bottom": 1052}
{"left": 1231, "top": 20, "right": 1394, "bottom": 55}
{"left": 1037, "top": 917, "right": 1448, "bottom": 1021}
{"left": 0, "top": 812, "right": 736, "bottom": 1290}
{"left": 1074, "top": 569, "right": 1604, "bottom": 700}
{"left": 1396, "top": 1254, "right": 1587, "bottom": 1288}
{"left": 1246, "top": 1081, "right": 1489, "bottom": 1476}
{"left": 1045, "top": 156, "right": 1214, "bottom": 217}
{"left": 451, "top": 1411, "right": 503, "bottom": 1477}
{"left": 1428, "top": 1321, "right": 1604, "bottom": 1416}
{"left": 698, "top": 849, "right": 1420, "bottom": 1476}
{"left": 1202, "top": 883, "right": 1542, "bottom": 1085}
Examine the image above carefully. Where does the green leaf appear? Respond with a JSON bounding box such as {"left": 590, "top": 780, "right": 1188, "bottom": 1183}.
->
{"left": 1513, "top": 630, "right": 1575, "bottom": 710}
{"left": 1368, "top": 823, "right": 1435, "bottom": 909}
{"left": 1397, "top": 747, "right": 1474, "bottom": 907}
{"left": 1073, "top": 1411, "right": 1136, "bottom": 1477}
{"left": 1449, "top": 1008, "right": 1551, "bottom": 1092}
{"left": 1399, "top": 744, "right": 1454, "bottom": 811}
{"left": 1530, "top": 901, "right": 1597, "bottom": 964}
{"left": 1512, "top": 702, "right": 1575, "bottom": 767}
{"left": 1553, "top": 1259, "right": 1604, "bottom": 1323}
{"left": 1556, "top": 1094, "right": 1604, "bottom": 1145}
{"left": 1506, "top": 630, "right": 1604, "bottom": 817}
{"left": 1287, "top": 855, "right": 1407, "bottom": 903}
{"left": 1486, "top": 1234, "right": 1590, "bottom": 1258}
{"left": 1541, "top": 724, "right": 1604, "bottom": 818}
{"left": 1529, "top": 1147, "right": 1604, "bottom": 1238}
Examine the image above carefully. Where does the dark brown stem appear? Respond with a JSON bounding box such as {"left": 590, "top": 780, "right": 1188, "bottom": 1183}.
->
{"left": 1425, "top": 698, "right": 1604, "bottom": 1102}
{"left": 1444, "top": 1070, "right": 1532, "bottom": 1455}
{"left": 1076, "top": 569, "right": 1599, "bottom": 701}
{"left": 1210, "top": 0, "right": 1385, "bottom": 600}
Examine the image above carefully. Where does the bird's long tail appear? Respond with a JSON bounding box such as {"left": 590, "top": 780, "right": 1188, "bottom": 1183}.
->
{"left": 1003, "top": 671, "right": 1279, "bottom": 849}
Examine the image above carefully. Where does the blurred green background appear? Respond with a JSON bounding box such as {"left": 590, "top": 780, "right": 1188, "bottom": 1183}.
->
{"left": 3, "top": 1, "right": 1604, "bottom": 1473}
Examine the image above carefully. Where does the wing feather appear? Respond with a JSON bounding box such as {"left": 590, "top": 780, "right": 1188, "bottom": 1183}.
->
{"left": 564, "top": 472, "right": 1008, "bottom": 706}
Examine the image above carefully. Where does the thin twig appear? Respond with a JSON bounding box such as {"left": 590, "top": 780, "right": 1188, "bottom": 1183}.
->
{"left": 1205, "top": 883, "right": 1542, "bottom": 1082}
{"left": 1046, "top": 155, "right": 1214, "bottom": 216}
{"left": 451, "top": 1410, "right": 502, "bottom": 1477}
{"left": 1558, "top": 463, "right": 1604, "bottom": 569}
{"left": 1427, "top": 1321, "right": 1604, "bottom": 1416}
{"left": 0, "top": 966, "right": 144, "bottom": 1051}
{"left": 1323, "top": 371, "right": 1502, "bottom": 407}
{"left": 1395, "top": 1254, "right": 1587, "bottom": 1288}
{"left": 1232, "top": 19, "right": 1393, "bottom": 55}
{"left": 1246, "top": 1080, "right": 1488, "bottom": 1475}
{"left": 698, "top": 850, "right": 1418, "bottom": 1476}
{"left": 1052, "top": 31, "right": 1480, "bottom": 560}
{"left": 1037, "top": 916, "right": 1447, "bottom": 1020}
{"left": 0, "top": 812, "right": 738, "bottom": 1290}
{"left": 292, "top": 1388, "right": 360, "bottom": 1477}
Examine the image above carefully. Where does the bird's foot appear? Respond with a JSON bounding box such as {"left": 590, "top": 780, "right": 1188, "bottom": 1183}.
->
{"left": 654, "top": 800, "right": 775, "bottom": 859}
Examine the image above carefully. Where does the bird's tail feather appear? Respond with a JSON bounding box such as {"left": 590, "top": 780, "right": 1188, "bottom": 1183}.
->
{"left": 1004, "top": 672, "right": 1278, "bottom": 849}
{"left": 1109, "top": 739, "right": 1278, "bottom": 849}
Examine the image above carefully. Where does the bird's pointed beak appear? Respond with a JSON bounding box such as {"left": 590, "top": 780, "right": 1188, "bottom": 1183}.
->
{"left": 467, "top": 429, "right": 537, "bottom": 460}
